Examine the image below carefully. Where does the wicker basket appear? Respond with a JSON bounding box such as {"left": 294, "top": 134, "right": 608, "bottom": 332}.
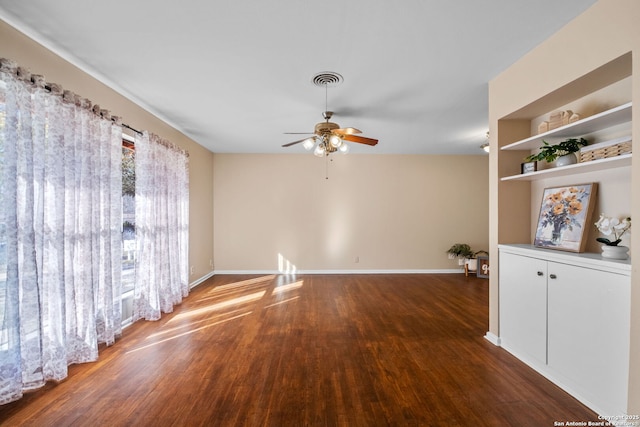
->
{"left": 579, "top": 136, "right": 632, "bottom": 163}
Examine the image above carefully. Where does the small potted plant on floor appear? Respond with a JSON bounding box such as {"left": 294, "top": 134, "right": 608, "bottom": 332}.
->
{"left": 524, "top": 137, "right": 588, "bottom": 169}
{"left": 446, "top": 243, "right": 488, "bottom": 272}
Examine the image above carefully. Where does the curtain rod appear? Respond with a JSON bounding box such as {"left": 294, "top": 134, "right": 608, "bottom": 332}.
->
{"left": 122, "top": 123, "right": 142, "bottom": 135}
{"left": 39, "top": 81, "right": 143, "bottom": 136}
{"left": 2, "top": 58, "right": 187, "bottom": 154}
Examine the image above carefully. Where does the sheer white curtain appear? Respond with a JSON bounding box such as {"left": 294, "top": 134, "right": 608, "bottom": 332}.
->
{"left": 0, "top": 59, "right": 122, "bottom": 404}
{"left": 133, "top": 131, "right": 189, "bottom": 321}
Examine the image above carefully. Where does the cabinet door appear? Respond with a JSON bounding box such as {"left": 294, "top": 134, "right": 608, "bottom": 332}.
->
{"left": 547, "top": 262, "right": 630, "bottom": 415}
{"left": 499, "top": 251, "right": 548, "bottom": 365}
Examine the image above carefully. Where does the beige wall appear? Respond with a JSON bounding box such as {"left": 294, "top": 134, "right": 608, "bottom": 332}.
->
{"left": 213, "top": 153, "right": 489, "bottom": 272}
{"left": 489, "top": 0, "right": 640, "bottom": 413}
{"left": 0, "top": 19, "right": 215, "bottom": 283}
{"left": 0, "top": 17, "right": 491, "bottom": 277}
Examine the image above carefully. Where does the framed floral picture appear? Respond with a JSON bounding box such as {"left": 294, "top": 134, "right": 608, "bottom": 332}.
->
{"left": 534, "top": 183, "right": 598, "bottom": 252}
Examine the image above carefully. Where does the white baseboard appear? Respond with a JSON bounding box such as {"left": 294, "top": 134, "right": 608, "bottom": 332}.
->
{"left": 189, "top": 270, "right": 215, "bottom": 289}
{"left": 212, "top": 268, "right": 464, "bottom": 275}
{"left": 484, "top": 331, "right": 501, "bottom": 346}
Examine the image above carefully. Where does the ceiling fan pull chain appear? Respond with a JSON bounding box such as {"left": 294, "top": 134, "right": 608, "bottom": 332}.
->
{"left": 325, "top": 152, "right": 329, "bottom": 180}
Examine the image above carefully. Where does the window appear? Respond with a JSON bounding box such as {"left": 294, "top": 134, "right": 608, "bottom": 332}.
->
{"left": 122, "top": 135, "right": 135, "bottom": 296}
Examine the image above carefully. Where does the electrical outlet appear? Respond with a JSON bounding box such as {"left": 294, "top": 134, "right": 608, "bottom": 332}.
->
{"left": 190, "top": 266, "right": 194, "bottom": 275}
{"left": 355, "top": 256, "right": 359, "bottom": 263}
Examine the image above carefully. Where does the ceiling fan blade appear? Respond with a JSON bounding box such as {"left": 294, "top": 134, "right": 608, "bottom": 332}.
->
{"left": 343, "top": 134, "right": 378, "bottom": 146}
{"left": 333, "top": 127, "right": 362, "bottom": 135}
{"left": 284, "top": 132, "right": 314, "bottom": 135}
{"left": 282, "top": 137, "right": 312, "bottom": 148}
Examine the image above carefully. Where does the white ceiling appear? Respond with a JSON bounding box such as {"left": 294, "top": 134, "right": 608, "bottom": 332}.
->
{"left": 0, "top": 0, "right": 597, "bottom": 155}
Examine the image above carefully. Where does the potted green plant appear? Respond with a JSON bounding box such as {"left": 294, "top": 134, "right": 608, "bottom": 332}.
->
{"left": 446, "top": 243, "right": 488, "bottom": 270}
{"left": 524, "top": 137, "right": 588, "bottom": 168}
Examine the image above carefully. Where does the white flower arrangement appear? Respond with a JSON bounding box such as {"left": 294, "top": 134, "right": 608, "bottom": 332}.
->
{"left": 594, "top": 214, "right": 631, "bottom": 246}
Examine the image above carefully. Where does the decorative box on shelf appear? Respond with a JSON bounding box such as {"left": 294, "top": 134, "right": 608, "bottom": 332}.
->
{"left": 542, "top": 110, "right": 581, "bottom": 133}
{"left": 579, "top": 135, "right": 632, "bottom": 163}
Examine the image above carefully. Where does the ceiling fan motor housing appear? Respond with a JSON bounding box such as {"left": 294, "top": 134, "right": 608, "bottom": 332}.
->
{"left": 315, "top": 121, "right": 339, "bottom": 134}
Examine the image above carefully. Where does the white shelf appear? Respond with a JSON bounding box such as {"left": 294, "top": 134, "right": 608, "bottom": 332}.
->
{"left": 500, "top": 153, "right": 632, "bottom": 181}
{"left": 501, "top": 102, "right": 632, "bottom": 151}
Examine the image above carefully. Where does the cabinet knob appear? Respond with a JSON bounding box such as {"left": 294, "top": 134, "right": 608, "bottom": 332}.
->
{"left": 549, "top": 274, "right": 557, "bottom": 279}
{"left": 537, "top": 271, "right": 544, "bottom": 276}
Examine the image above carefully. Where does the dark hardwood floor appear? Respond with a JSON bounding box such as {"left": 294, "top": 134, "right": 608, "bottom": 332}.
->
{"left": 1, "top": 274, "right": 599, "bottom": 426}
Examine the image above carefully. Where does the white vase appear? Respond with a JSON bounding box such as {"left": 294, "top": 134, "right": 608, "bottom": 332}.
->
{"left": 465, "top": 258, "right": 478, "bottom": 271}
{"left": 552, "top": 153, "right": 578, "bottom": 168}
{"left": 601, "top": 245, "right": 629, "bottom": 260}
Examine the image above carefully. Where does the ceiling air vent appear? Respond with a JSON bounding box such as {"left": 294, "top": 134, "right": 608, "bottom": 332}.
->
{"left": 311, "top": 71, "right": 343, "bottom": 87}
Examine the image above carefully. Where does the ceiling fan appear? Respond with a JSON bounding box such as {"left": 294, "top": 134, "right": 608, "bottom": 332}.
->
{"left": 282, "top": 111, "right": 378, "bottom": 156}
{"left": 282, "top": 71, "right": 378, "bottom": 157}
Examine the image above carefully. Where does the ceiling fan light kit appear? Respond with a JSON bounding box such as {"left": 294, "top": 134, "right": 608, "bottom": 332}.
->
{"left": 329, "top": 134, "right": 343, "bottom": 148}
{"left": 481, "top": 131, "right": 490, "bottom": 153}
{"left": 302, "top": 137, "right": 316, "bottom": 150}
{"left": 283, "top": 72, "right": 378, "bottom": 157}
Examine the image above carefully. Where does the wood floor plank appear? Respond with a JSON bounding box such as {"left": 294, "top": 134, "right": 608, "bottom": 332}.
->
{"left": 0, "top": 274, "right": 601, "bottom": 426}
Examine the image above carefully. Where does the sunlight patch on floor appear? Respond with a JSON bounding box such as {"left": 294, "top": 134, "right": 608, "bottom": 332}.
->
{"left": 131, "top": 274, "right": 307, "bottom": 354}
{"left": 205, "top": 275, "right": 275, "bottom": 295}
{"left": 264, "top": 296, "right": 300, "bottom": 309}
{"left": 272, "top": 280, "right": 303, "bottom": 295}
{"left": 168, "top": 290, "right": 266, "bottom": 322}
{"left": 147, "top": 308, "right": 248, "bottom": 338}
{"left": 126, "top": 311, "right": 253, "bottom": 354}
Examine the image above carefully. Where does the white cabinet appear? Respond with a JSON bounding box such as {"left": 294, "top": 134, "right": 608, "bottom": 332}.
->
{"left": 499, "top": 251, "right": 547, "bottom": 365}
{"left": 499, "top": 245, "right": 631, "bottom": 416}
{"left": 547, "top": 262, "right": 630, "bottom": 416}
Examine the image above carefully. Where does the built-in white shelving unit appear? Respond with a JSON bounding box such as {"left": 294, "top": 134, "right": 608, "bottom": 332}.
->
{"left": 494, "top": 51, "right": 634, "bottom": 417}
